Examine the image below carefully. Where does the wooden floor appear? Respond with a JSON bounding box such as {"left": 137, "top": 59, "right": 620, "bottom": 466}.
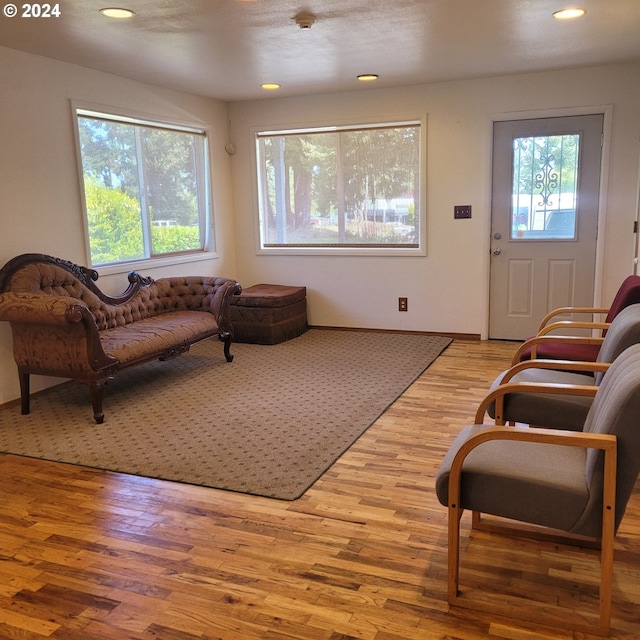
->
{"left": 1, "top": 339, "right": 638, "bottom": 639}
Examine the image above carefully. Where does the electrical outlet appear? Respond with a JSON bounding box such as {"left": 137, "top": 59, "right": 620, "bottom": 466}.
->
{"left": 398, "top": 297, "right": 408, "bottom": 312}
{"left": 454, "top": 205, "right": 472, "bottom": 219}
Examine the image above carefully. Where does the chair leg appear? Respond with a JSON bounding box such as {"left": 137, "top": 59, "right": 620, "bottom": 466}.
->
{"left": 220, "top": 332, "right": 234, "bottom": 362}
{"left": 599, "top": 531, "right": 613, "bottom": 636}
{"left": 447, "top": 506, "right": 461, "bottom": 601}
{"left": 19, "top": 368, "right": 30, "bottom": 415}
{"left": 597, "top": 445, "right": 617, "bottom": 635}
{"left": 88, "top": 379, "right": 109, "bottom": 424}
{"left": 447, "top": 480, "right": 464, "bottom": 601}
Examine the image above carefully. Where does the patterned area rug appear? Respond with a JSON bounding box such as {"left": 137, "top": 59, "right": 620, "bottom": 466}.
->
{"left": 0, "top": 330, "right": 451, "bottom": 499}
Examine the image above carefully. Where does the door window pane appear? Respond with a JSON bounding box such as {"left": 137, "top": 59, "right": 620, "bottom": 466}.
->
{"left": 511, "top": 134, "right": 580, "bottom": 240}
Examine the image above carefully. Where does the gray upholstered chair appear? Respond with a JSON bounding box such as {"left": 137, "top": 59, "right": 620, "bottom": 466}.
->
{"left": 477, "top": 303, "right": 640, "bottom": 430}
{"left": 435, "top": 344, "right": 640, "bottom": 635}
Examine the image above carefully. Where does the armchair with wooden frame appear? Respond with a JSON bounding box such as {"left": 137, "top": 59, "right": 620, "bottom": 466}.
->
{"left": 516, "top": 274, "right": 640, "bottom": 363}
{"left": 482, "top": 303, "right": 640, "bottom": 430}
{"left": 435, "top": 344, "right": 640, "bottom": 636}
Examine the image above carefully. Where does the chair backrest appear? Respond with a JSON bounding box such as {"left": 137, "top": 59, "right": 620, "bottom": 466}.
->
{"left": 575, "top": 344, "right": 640, "bottom": 537}
{"left": 595, "top": 303, "right": 640, "bottom": 383}
{"left": 604, "top": 274, "right": 640, "bottom": 323}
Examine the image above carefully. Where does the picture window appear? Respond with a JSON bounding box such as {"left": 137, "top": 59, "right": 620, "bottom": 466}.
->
{"left": 75, "top": 108, "right": 211, "bottom": 267}
{"left": 255, "top": 120, "right": 424, "bottom": 254}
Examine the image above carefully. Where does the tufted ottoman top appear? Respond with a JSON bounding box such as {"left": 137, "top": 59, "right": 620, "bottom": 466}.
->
{"left": 230, "top": 283, "right": 306, "bottom": 308}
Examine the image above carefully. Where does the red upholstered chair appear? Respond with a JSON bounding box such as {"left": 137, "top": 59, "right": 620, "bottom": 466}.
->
{"left": 515, "top": 274, "right": 640, "bottom": 364}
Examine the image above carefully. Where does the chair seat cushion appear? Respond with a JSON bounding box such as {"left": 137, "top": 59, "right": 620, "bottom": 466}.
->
{"left": 435, "top": 425, "right": 590, "bottom": 532}
{"left": 488, "top": 368, "right": 595, "bottom": 430}
{"left": 519, "top": 341, "right": 600, "bottom": 362}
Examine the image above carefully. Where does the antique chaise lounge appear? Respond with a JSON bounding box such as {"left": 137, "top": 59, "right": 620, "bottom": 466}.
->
{"left": 0, "top": 253, "right": 242, "bottom": 423}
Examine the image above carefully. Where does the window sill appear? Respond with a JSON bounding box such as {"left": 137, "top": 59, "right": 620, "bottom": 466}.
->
{"left": 95, "top": 251, "right": 219, "bottom": 278}
{"left": 256, "top": 246, "right": 425, "bottom": 257}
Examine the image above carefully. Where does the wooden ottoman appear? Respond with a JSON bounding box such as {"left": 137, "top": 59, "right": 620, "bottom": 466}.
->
{"left": 230, "top": 284, "right": 308, "bottom": 344}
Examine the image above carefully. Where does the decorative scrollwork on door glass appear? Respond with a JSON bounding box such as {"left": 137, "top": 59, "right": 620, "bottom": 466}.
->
{"left": 511, "top": 134, "right": 580, "bottom": 240}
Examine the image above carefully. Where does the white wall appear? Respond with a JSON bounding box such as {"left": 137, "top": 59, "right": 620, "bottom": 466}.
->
{"left": 1, "top": 49, "right": 639, "bottom": 407}
{"left": 0, "top": 47, "right": 238, "bottom": 405}
{"left": 228, "top": 63, "right": 640, "bottom": 335}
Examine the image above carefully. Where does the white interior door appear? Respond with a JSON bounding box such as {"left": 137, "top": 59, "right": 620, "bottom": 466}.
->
{"left": 489, "top": 115, "right": 603, "bottom": 340}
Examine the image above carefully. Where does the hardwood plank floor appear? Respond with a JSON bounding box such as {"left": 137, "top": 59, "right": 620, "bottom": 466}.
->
{"left": 1, "top": 339, "right": 638, "bottom": 639}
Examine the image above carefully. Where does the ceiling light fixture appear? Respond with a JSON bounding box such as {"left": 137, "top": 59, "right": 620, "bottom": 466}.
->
{"left": 552, "top": 8, "right": 586, "bottom": 19}
{"left": 261, "top": 83, "right": 281, "bottom": 90}
{"left": 293, "top": 12, "right": 317, "bottom": 30}
{"left": 357, "top": 74, "right": 379, "bottom": 82}
{"left": 99, "top": 7, "right": 136, "bottom": 19}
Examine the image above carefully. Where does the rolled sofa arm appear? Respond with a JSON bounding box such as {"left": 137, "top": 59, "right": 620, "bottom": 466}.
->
{"left": 0, "top": 292, "right": 88, "bottom": 325}
{"left": 0, "top": 292, "right": 117, "bottom": 374}
{"left": 206, "top": 278, "right": 243, "bottom": 335}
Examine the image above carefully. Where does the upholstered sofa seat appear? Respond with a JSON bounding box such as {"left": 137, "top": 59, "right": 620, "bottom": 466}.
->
{"left": 98, "top": 312, "right": 220, "bottom": 364}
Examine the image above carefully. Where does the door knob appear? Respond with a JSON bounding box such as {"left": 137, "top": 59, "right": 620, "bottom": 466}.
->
{"left": 492, "top": 248, "right": 501, "bottom": 255}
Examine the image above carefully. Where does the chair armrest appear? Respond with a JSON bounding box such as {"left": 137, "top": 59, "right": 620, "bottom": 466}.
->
{"left": 511, "top": 335, "right": 604, "bottom": 365}
{"left": 537, "top": 320, "right": 610, "bottom": 337}
{"left": 499, "top": 359, "right": 610, "bottom": 385}
{"left": 475, "top": 381, "right": 600, "bottom": 424}
{"left": 537, "top": 306, "right": 609, "bottom": 332}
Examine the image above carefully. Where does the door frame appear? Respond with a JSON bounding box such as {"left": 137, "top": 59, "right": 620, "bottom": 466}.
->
{"left": 482, "top": 105, "right": 613, "bottom": 340}
{"left": 635, "top": 146, "right": 640, "bottom": 275}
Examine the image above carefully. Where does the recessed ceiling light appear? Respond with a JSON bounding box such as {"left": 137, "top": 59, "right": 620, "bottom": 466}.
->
{"left": 552, "top": 8, "right": 586, "bottom": 19}
{"left": 99, "top": 7, "right": 136, "bottom": 19}
{"left": 261, "top": 83, "right": 281, "bottom": 90}
{"left": 357, "top": 74, "right": 379, "bottom": 82}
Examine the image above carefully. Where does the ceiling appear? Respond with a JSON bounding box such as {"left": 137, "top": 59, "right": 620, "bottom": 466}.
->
{"left": 1, "top": 0, "right": 639, "bottom": 101}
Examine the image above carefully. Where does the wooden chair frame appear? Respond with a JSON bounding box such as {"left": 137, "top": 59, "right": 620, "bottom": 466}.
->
{"left": 536, "top": 305, "right": 610, "bottom": 332}
{"left": 512, "top": 333, "right": 605, "bottom": 365}
{"left": 536, "top": 319, "right": 610, "bottom": 336}
{"left": 475, "top": 358, "right": 610, "bottom": 425}
{"left": 446, "top": 425, "right": 617, "bottom": 636}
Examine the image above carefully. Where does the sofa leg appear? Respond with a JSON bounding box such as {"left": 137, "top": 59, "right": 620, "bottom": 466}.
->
{"left": 19, "top": 368, "right": 30, "bottom": 415}
{"left": 89, "top": 380, "right": 107, "bottom": 424}
{"left": 221, "top": 332, "right": 234, "bottom": 362}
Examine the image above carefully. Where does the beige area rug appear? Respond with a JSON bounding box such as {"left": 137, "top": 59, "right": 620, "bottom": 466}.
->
{"left": 0, "top": 330, "right": 451, "bottom": 500}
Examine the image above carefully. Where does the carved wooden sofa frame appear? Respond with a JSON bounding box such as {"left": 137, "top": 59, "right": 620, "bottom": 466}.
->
{"left": 0, "top": 253, "right": 242, "bottom": 423}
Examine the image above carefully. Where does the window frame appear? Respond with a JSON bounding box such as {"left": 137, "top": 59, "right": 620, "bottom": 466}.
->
{"left": 251, "top": 116, "right": 427, "bottom": 256}
{"left": 72, "top": 102, "right": 216, "bottom": 272}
